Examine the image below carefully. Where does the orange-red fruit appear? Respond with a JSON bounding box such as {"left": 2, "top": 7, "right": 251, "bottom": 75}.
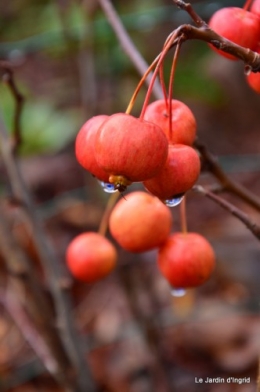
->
{"left": 143, "top": 99, "right": 196, "bottom": 145}
{"left": 143, "top": 144, "right": 201, "bottom": 201}
{"left": 158, "top": 232, "right": 216, "bottom": 288}
{"left": 95, "top": 113, "right": 168, "bottom": 183}
{"left": 109, "top": 191, "right": 172, "bottom": 252}
{"left": 208, "top": 7, "right": 260, "bottom": 60}
{"left": 75, "top": 115, "right": 110, "bottom": 182}
{"left": 66, "top": 232, "right": 117, "bottom": 283}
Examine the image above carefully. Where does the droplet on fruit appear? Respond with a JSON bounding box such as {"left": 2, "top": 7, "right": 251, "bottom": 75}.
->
{"left": 99, "top": 181, "right": 117, "bottom": 193}
{"left": 170, "top": 287, "right": 186, "bottom": 297}
{"left": 165, "top": 194, "right": 184, "bottom": 207}
{"left": 244, "top": 65, "right": 252, "bottom": 76}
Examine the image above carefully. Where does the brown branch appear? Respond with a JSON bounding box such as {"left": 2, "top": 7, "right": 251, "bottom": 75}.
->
{"left": 195, "top": 140, "right": 260, "bottom": 212}
{"left": 170, "top": 1, "right": 260, "bottom": 71}
{"left": 0, "top": 112, "right": 97, "bottom": 392}
{"left": 193, "top": 185, "right": 260, "bottom": 241}
{"left": 97, "top": 0, "right": 163, "bottom": 99}
{"left": 172, "top": 0, "right": 207, "bottom": 27}
{"left": 0, "top": 64, "right": 24, "bottom": 151}
{"left": 0, "top": 205, "right": 76, "bottom": 391}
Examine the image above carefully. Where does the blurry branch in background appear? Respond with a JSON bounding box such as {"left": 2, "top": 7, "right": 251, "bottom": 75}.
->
{"left": 0, "top": 112, "right": 97, "bottom": 392}
{"left": 0, "top": 62, "right": 24, "bottom": 151}
{"left": 97, "top": 0, "right": 163, "bottom": 100}
{"left": 193, "top": 185, "right": 260, "bottom": 241}
{"left": 195, "top": 141, "right": 260, "bottom": 212}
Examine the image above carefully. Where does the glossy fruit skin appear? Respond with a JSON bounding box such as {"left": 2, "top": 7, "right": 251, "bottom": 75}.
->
{"left": 75, "top": 115, "right": 110, "bottom": 182}
{"left": 143, "top": 144, "right": 201, "bottom": 201}
{"left": 109, "top": 191, "right": 172, "bottom": 252}
{"left": 66, "top": 232, "right": 117, "bottom": 283}
{"left": 94, "top": 113, "right": 168, "bottom": 183}
{"left": 143, "top": 99, "right": 196, "bottom": 145}
{"left": 157, "top": 232, "right": 216, "bottom": 288}
{"left": 208, "top": 7, "right": 260, "bottom": 60}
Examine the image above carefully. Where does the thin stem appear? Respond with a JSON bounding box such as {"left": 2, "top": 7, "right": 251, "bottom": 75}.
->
{"left": 98, "top": 192, "right": 120, "bottom": 236}
{"left": 193, "top": 185, "right": 260, "bottom": 240}
{"left": 125, "top": 55, "right": 160, "bottom": 114}
{"left": 168, "top": 38, "right": 182, "bottom": 141}
{"left": 1, "top": 65, "right": 24, "bottom": 151}
{"left": 180, "top": 195, "right": 188, "bottom": 234}
{"left": 139, "top": 31, "right": 179, "bottom": 120}
{"left": 159, "top": 64, "right": 168, "bottom": 109}
{"left": 195, "top": 141, "right": 260, "bottom": 212}
{"left": 243, "top": 0, "right": 253, "bottom": 11}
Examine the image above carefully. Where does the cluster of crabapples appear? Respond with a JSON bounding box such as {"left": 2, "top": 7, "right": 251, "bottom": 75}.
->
{"left": 66, "top": 97, "right": 216, "bottom": 292}
{"left": 208, "top": 0, "right": 260, "bottom": 93}
{"left": 65, "top": 0, "right": 260, "bottom": 292}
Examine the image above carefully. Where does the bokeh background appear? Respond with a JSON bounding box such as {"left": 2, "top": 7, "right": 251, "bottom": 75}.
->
{"left": 1, "top": 0, "right": 260, "bottom": 391}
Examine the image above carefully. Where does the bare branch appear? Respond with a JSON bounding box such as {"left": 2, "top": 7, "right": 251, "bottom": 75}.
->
{"left": 0, "top": 63, "right": 24, "bottom": 151}
{"left": 0, "top": 112, "right": 97, "bottom": 392}
{"left": 97, "top": 0, "right": 163, "bottom": 99}
{"left": 195, "top": 140, "right": 260, "bottom": 212}
{"left": 193, "top": 185, "right": 260, "bottom": 241}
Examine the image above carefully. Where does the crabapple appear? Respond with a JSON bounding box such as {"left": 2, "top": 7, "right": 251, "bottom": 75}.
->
{"left": 75, "top": 115, "right": 110, "bottom": 182}
{"left": 66, "top": 232, "right": 117, "bottom": 283}
{"left": 143, "top": 99, "right": 197, "bottom": 145}
{"left": 143, "top": 144, "right": 201, "bottom": 201}
{"left": 208, "top": 7, "right": 260, "bottom": 60}
{"left": 94, "top": 113, "right": 168, "bottom": 189}
{"left": 157, "top": 232, "right": 216, "bottom": 288}
{"left": 109, "top": 191, "right": 172, "bottom": 252}
{"left": 247, "top": 69, "right": 260, "bottom": 93}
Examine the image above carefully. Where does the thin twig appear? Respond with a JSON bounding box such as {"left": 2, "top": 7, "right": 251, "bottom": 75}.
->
{"left": 195, "top": 140, "right": 260, "bottom": 212}
{"left": 1, "top": 64, "right": 24, "bottom": 151}
{"left": 193, "top": 185, "right": 260, "bottom": 241}
{"left": 97, "top": 0, "right": 163, "bottom": 99}
{"left": 0, "top": 112, "right": 97, "bottom": 392}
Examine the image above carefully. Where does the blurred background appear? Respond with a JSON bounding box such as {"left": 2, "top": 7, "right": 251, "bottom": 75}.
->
{"left": 1, "top": 0, "right": 260, "bottom": 391}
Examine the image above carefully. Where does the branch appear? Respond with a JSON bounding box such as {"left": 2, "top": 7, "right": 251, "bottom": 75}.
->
{"left": 193, "top": 185, "right": 260, "bottom": 241}
{"left": 0, "top": 112, "right": 97, "bottom": 392}
{"left": 171, "top": 2, "right": 260, "bottom": 71}
{"left": 195, "top": 140, "right": 260, "bottom": 212}
{"left": 0, "top": 63, "right": 24, "bottom": 151}
{"left": 97, "top": 0, "right": 163, "bottom": 99}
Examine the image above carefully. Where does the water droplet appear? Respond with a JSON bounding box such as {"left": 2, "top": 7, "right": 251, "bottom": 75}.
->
{"left": 99, "top": 181, "right": 117, "bottom": 193}
{"left": 171, "top": 288, "right": 186, "bottom": 297}
{"left": 244, "top": 65, "right": 252, "bottom": 76}
{"left": 165, "top": 194, "right": 184, "bottom": 207}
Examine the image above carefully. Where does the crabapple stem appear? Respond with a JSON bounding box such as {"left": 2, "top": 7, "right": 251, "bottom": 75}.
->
{"left": 243, "top": 0, "right": 253, "bottom": 11}
{"left": 159, "top": 63, "right": 169, "bottom": 111}
{"left": 125, "top": 55, "right": 160, "bottom": 115}
{"left": 98, "top": 192, "right": 120, "bottom": 236}
{"left": 180, "top": 195, "right": 188, "bottom": 234}
{"left": 139, "top": 30, "right": 179, "bottom": 121}
{"left": 168, "top": 38, "right": 182, "bottom": 142}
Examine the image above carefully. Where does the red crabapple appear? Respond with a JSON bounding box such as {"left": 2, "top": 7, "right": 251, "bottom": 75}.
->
{"left": 143, "top": 144, "right": 201, "bottom": 201}
{"left": 157, "top": 232, "right": 216, "bottom": 288}
{"left": 94, "top": 113, "right": 168, "bottom": 189}
{"left": 208, "top": 7, "right": 260, "bottom": 60}
{"left": 75, "top": 115, "right": 110, "bottom": 182}
{"left": 66, "top": 232, "right": 117, "bottom": 283}
{"left": 247, "top": 69, "right": 260, "bottom": 93}
{"left": 109, "top": 191, "right": 172, "bottom": 252}
{"left": 143, "top": 99, "right": 197, "bottom": 145}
